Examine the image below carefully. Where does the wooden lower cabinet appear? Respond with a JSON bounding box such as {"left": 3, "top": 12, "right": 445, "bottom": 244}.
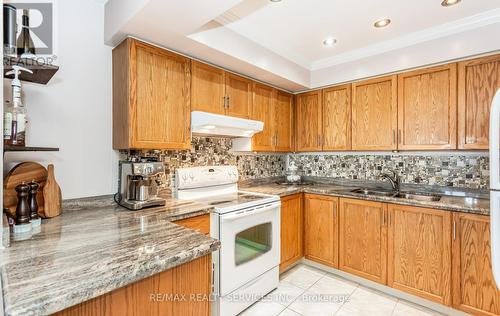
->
{"left": 387, "top": 204, "right": 452, "bottom": 305}
{"left": 304, "top": 194, "right": 339, "bottom": 268}
{"left": 452, "top": 212, "right": 500, "bottom": 316}
{"left": 339, "top": 198, "right": 387, "bottom": 284}
{"left": 54, "top": 255, "right": 211, "bottom": 316}
{"left": 173, "top": 214, "right": 210, "bottom": 235}
{"left": 280, "top": 194, "right": 303, "bottom": 272}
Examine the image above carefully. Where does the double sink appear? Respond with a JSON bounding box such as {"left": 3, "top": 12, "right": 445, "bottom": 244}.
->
{"left": 350, "top": 188, "right": 442, "bottom": 202}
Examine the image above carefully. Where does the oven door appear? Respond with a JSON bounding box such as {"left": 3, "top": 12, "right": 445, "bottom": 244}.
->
{"left": 218, "top": 201, "right": 280, "bottom": 296}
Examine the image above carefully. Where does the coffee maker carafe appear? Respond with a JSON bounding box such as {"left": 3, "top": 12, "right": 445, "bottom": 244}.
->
{"left": 117, "top": 162, "right": 166, "bottom": 210}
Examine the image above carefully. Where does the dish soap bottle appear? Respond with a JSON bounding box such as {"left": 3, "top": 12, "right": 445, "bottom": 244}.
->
{"left": 4, "top": 65, "right": 32, "bottom": 146}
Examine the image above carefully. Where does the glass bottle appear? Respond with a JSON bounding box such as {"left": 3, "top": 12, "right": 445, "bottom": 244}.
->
{"left": 16, "top": 9, "right": 36, "bottom": 58}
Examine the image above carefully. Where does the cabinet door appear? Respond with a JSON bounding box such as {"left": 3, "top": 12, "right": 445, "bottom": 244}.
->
{"left": 458, "top": 55, "right": 500, "bottom": 149}
{"left": 304, "top": 194, "right": 338, "bottom": 268}
{"left": 133, "top": 42, "right": 191, "bottom": 149}
{"left": 275, "top": 91, "right": 294, "bottom": 152}
{"left": 387, "top": 204, "right": 452, "bottom": 305}
{"left": 452, "top": 213, "right": 500, "bottom": 316}
{"left": 351, "top": 76, "right": 397, "bottom": 151}
{"left": 225, "top": 73, "right": 253, "bottom": 119}
{"left": 339, "top": 198, "right": 387, "bottom": 284}
{"left": 280, "top": 194, "right": 303, "bottom": 272}
{"left": 252, "top": 83, "right": 276, "bottom": 151}
{"left": 191, "top": 61, "right": 225, "bottom": 115}
{"left": 296, "top": 91, "right": 322, "bottom": 151}
{"left": 397, "top": 64, "right": 457, "bottom": 150}
{"left": 323, "top": 85, "right": 352, "bottom": 151}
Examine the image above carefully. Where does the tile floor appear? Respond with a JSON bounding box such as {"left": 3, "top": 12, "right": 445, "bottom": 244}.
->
{"left": 240, "top": 264, "right": 445, "bottom": 316}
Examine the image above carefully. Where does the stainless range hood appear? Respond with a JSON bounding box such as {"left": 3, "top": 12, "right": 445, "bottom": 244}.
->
{"left": 191, "top": 111, "right": 264, "bottom": 138}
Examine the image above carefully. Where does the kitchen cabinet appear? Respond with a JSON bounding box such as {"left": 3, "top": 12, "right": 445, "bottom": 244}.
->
{"left": 54, "top": 255, "right": 212, "bottom": 316}
{"left": 397, "top": 64, "right": 457, "bottom": 150}
{"left": 112, "top": 39, "right": 191, "bottom": 150}
{"left": 173, "top": 214, "right": 210, "bottom": 235}
{"left": 339, "top": 198, "right": 387, "bottom": 284}
{"left": 252, "top": 85, "right": 294, "bottom": 152}
{"left": 296, "top": 91, "right": 323, "bottom": 151}
{"left": 351, "top": 76, "right": 397, "bottom": 151}
{"left": 252, "top": 83, "right": 277, "bottom": 151}
{"left": 225, "top": 73, "right": 253, "bottom": 119}
{"left": 191, "top": 61, "right": 226, "bottom": 115}
{"left": 304, "top": 194, "right": 339, "bottom": 268}
{"left": 280, "top": 194, "right": 303, "bottom": 272}
{"left": 387, "top": 204, "right": 452, "bottom": 305}
{"left": 452, "top": 213, "right": 500, "bottom": 316}
{"left": 191, "top": 61, "right": 252, "bottom": 119}
{"left": 458, "top": 55, "right": 500, "bottom": 149}
{"left": 274, "top": 90, "right": 295, "bottom": 152}
{"left": 322, "top": 84, "right": 352, "bottom": 151}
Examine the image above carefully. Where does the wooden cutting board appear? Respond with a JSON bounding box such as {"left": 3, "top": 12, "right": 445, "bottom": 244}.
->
{"left": 4, "top": 162, "right": 48, "bottom": 219}
{"left": 43, "top": 164, "right": 62, "bottom": 218}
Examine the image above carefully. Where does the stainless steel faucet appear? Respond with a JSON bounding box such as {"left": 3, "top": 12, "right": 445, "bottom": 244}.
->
{"left": 380, "top": 171, "right": 401, "bottom": 192}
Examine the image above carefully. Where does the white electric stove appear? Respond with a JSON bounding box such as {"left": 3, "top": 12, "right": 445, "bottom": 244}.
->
{"left": 175, "top": 166, "right": 281, "bottom": 316}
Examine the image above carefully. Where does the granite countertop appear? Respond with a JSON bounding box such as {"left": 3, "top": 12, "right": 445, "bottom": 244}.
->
{"left": 240, "top": 179, "right": 490, "bottom": 215}
{"left": 0, "top": 194, "right": 220, "bottom": 316}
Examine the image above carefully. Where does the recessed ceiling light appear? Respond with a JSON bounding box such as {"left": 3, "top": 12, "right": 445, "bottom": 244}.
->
{"left": 323, "top": 37, "right": 337, "bottom": 47}
{"left": 204, "top": 125, "right": 216, "bottom": 129}
{"left": 269, "top": 0, "right": 282, "bottom": 2}
{"left": 441, "top": 0, "right": 461, "bottom": 6}
{"left": 374, "top": 18, "right": 391, "bottom": 28}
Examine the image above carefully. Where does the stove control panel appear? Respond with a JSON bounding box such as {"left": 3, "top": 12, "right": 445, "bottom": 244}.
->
{"left": 175, "top": 166, "right": 239, "bottom": 190}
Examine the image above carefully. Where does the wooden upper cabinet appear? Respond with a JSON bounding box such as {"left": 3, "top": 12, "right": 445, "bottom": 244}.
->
{"left": 225, "top": 73, "right": 253, "bottom": 119}
{"left": 397, "top": 64, "right": 457, "bottom": 150}
{"left": 339, "top": 198, "right": 387, "bottom": 284}
{"left": 252, "top": 83, "right": 276, "bottom": 151}
{"left": 280, "top": 194, "right": 303, "bottom": 272}
{"left": 322, "top": 85, "right": 352, "bottom": 151}
{"left": 191, "top": 61, "right": 225, "bottom": 115}
{"left": 304, "top": 194, "right": 339, "bottom": 268}
{"left": 452, "top": 213, "right": 500, "bottom": 316}
{"left": 387, "top": 204, "right": 452, "bottom": 306}
{"left": 112, "top": 39, "right": 191, "bottom": 150}
{"left": 458, "top": 55, "right": 500, "bottom": 149}
{"left": 296, "top": 90, "right": 322, "bottom": 151}
{"left": 274, "top": 91, "right": 294, "bottom": 152}
{"left": 351, "top": 76, "right": 397, "bottom": 151}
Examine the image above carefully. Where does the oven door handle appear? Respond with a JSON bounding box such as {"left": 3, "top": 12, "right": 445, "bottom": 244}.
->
{"left": 220, "top": 202, "right": 280, "bottom": 222}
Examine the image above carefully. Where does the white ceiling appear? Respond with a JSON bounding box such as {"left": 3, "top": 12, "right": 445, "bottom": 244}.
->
{"left": 222, "top": 0, "right": 500, "bottom": 70}
{"left": 105, "top": 0, "right": 500, "bottom": 91}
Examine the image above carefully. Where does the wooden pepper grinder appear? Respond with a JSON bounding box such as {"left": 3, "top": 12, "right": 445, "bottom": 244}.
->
{"left": 15, "top": 182, "right": 31, "bottom": 225}
{"left": 28, "top": 180, "right": 41, "bottom": 218}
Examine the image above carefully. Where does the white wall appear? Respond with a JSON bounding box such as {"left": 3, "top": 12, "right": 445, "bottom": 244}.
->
{"left": 3, "top": 0, "right": 119, "bottom": 199}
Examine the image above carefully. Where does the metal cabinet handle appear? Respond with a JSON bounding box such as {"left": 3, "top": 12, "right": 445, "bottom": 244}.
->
{"left": 453, "top": 220, "right": 456, "bottom": 240}
{"left": 227, "top": 95, "right": 230, "bottom": 109}
{"left": 392, "top": 130, "right": 396, "bottom": 144}
{"left": 398, "top": 129, "right": 402, "bottom": 145}
{"left": 275, "top": 135, "right": 279, "bottom": 147}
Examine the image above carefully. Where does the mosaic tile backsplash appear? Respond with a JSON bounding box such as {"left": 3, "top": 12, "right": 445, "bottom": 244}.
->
{"left": 290, "top": 154, "right": 489, "bottom": 189}
{"left": 123, "top": 137, "right": 286, "bottom": 187}
{"left": 122, "top": 137, "right": 489, "bottom": 190}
